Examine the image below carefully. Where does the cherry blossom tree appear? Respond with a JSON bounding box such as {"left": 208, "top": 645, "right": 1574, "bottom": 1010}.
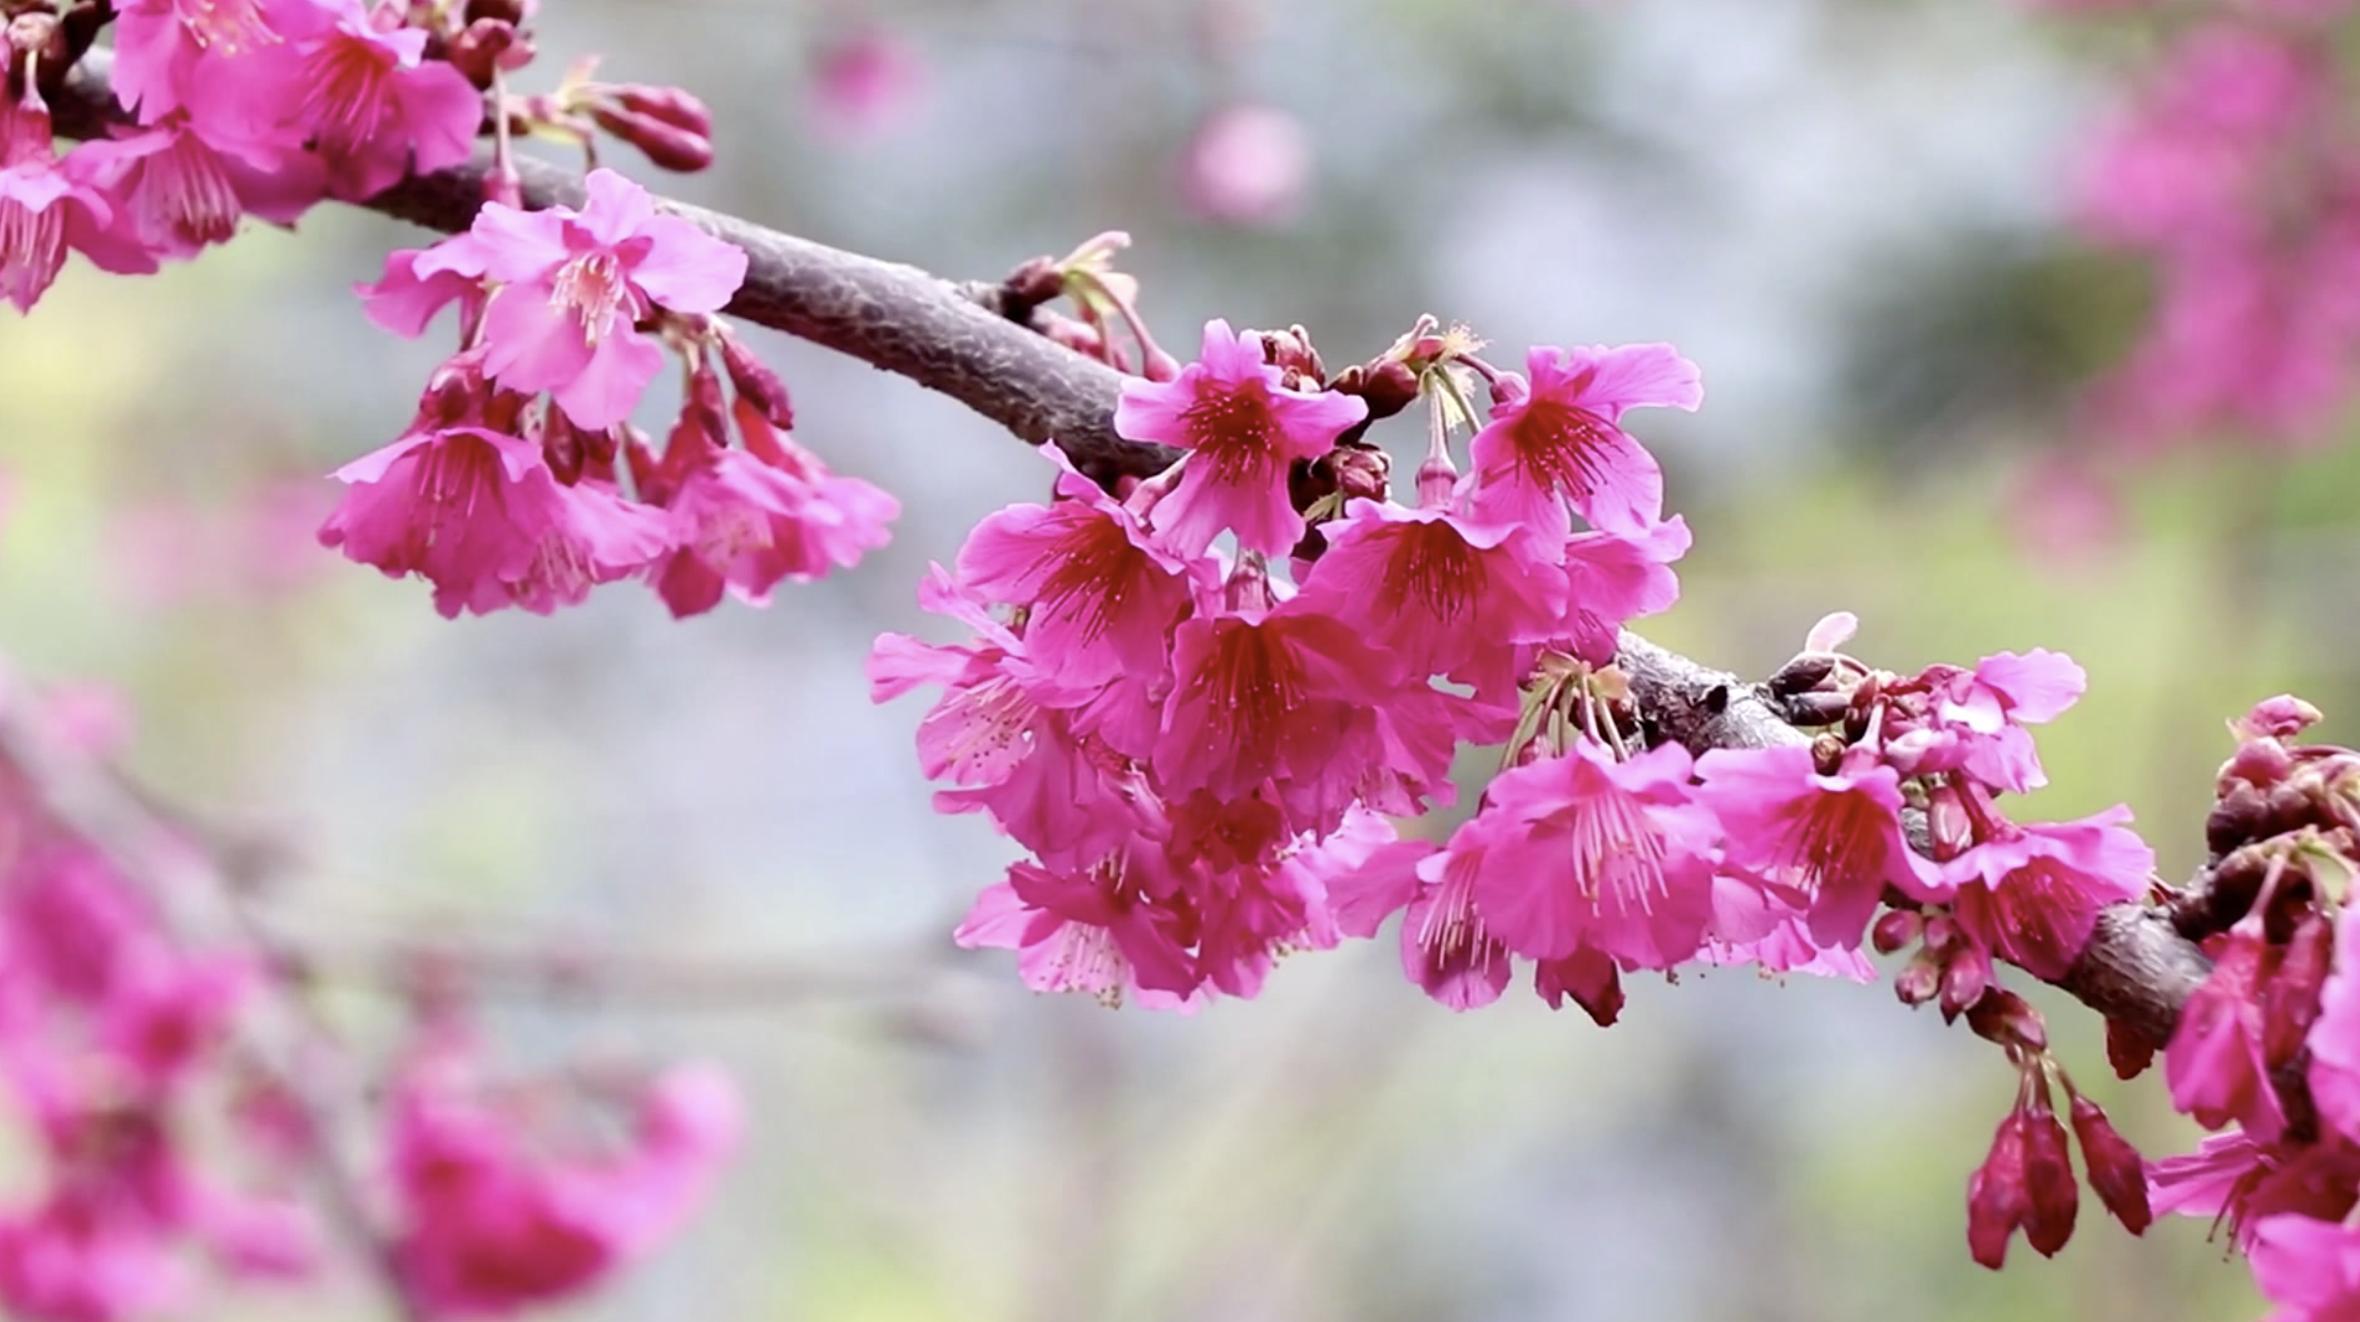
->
{"left": 0, "top": 0, "right": 2357, "bottom": 1318}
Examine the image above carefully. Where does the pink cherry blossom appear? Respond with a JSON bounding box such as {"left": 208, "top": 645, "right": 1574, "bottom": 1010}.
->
{"left": 1293, "top": 498, "right": 1566, "bottom": 690}
{"left": 0, "top": 105, "right": 154, "bottom": 314}
{"left": 868, "top": 571, "right": 1146, "bottom": 869}
{"left": 1457, "top": 739, "right": 1721, "bottom": 969}
{"left": 1469, "top": 343, "right": 1701, "bottom": 538}
{"left": 1112, "top": 319, "right": 1367, "bottom": 557}
{"left": 1695, "top": 743, "right": 1942, "bottom": 948}
{"left": 1401, "top": 846, "right": 1515, "bottom": 1011}
{"left": 2166, "top": 924, "right": 2288, "bottom": 1142}
{"left": 265, "top": 0, "right": 486, "bottom": 200}
{"left": 1151, "top": 600, "right": 1391, "bottom": 817}
{"left": 469, "top": 170, "right": 748, "bottom": 429}
{"left": 1942, "top": 807, "right": 2154, "bottom": 979}
{"left": 109, "top": 0, "right": 309, "bottom": 129}
{"left": 954, "top": 855, "right": 1202, "bottom": 1009}
{"left": 647, "top": 399, "right": 898, "bottom": 618}
{"left": 318, "top": 414, "right": 670, "bottom": 618}
{"left": 954, "top": 453, "right": 1203, "bottom": 688}
{"left": 72, "top": 119, "right": 322, "bottom": 260}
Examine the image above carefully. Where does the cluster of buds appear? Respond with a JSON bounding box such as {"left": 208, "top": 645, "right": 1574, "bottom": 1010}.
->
{"left": 1961, "top": 988, "right": 2152, "bottom": 1268}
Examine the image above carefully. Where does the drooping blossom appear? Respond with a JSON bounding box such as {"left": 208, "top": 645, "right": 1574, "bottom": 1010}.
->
{"left": 868, "top": 570, "right": 1146, "bottom": 869}
{"left": 646, "top": 399, "right": 898, "bottom": 617}
{"left": 1456, "top": 739, "right": 1721, "bottom": 970}
{"left": 1696, "top": 743, "right": 1943, "bottom": 947}
{"left": 953, "top": 452, "right": 1203, "bottom": 688}
{"left": 1151, "top": 598, "right": 1393, "bottom": 825}
{"left": 1179, "top": 104, "right": 1312, "bottom": 227}
{"left": 1293, "top": 497, "right": 1565, "bottom": 691}
{"left": 262, "top": 0, "right": 487, "bottom": 200}
{"left": 1468, "top": 343, "right": 1701, "bottom": 537}
{"left": 956, "top": 853, "right": 1202, "bottom": 1009}
{"left": 72, "top": 119, "right": 322, "bottom": 260}
{"left": 1112, "top": 319, "right": 1367, "bottom": 557}
{"left": 317, "top": 361, "right": 671, "bottom": 617}
{"left": 109, "top": 0, "right": 309, "bottom": 129}
{"left": 470, "top": 169, "right": 748, "bottom": 428}
{"left": 0, "top": 103, "right": 154, "bottom": 314}
{"left": 1942, "top": 807, "right": 2154, "bottom": 979}
{"left": 2166, "top": 924, "right": 2289, "bottom": 1142}
{"left": 389, "top": 1048, "right": 740, "bottom": 1318}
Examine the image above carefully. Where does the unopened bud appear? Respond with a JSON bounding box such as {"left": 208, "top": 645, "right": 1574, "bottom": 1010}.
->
{"left": 1965, "top": 987, "right": 2047, "bottom": 1052}
{"left": 1966, "top": 1111, "right": 2032, "bottom": 1271}
{"left": 445, "top": 18, "right": 528, "bottom": 86}
{"left": 1940, "top": 946, "right": 1992, "bottom": 1022}
{"left": 607, "top": 84, "right": 713, "bottom": 136}
{"left": 719, "top": 336, "right": 792, "bottom": 429}
{"left": 1870, "top": 909, "right": 1921, "bottom": 955}
{"left": 1767, "top": 652, "right": 1838, "bottom": 697}
{"left": 2067, "top": 1094, "right": 2151, "bottom": 1236}
{"left": 2208, "top": 782, "right": 2273, "bottom": 858}
{"left": 590, "top": 104, "right": 713, "bottom": 172}
{"left": 2020, "top": 1104, "right": 2078, "bottom": 1257}
{"left": 1894, "top": 954, "right": 1941, "bottom": 1006}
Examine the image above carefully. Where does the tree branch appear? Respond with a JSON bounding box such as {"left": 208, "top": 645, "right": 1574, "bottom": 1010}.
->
{"left": 49, "top": 53, "right": 2211, "bottom": 1046}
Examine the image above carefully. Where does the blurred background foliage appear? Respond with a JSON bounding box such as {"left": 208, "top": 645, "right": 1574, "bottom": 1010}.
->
{"left": 0, "top": 0, "right": 2336, "bottom": 1316}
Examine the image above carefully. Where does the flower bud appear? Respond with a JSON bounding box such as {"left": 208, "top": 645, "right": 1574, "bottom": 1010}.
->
{"left": 1331, "top": 359, "right": 1420, "bottom": 424}
{"left": 719, "top": 336, "right": 792, "bottom": 429}
{"left": 1767, "top": 652, "right": 1837, "bottom": 697}
{"left": 1871, "top": 909, "right": 1921, "bottom": 955}
{"left": 445, "top": 18, "right": 528, "bottom": 87}
{"left": 1894, "top": 953, "right": 1941, "bottom": 1006}
{"left": 607, "top": 84, "right": 713, "bottom": 136}
{"left": 2020, "top": 1103, "right": 2078, "bottom": 1257}
{"left": 1965, "top": 988, "right": 2047, "bottom": 1052}
{"left": 2067, "top": 1094, "right": 2151, "bottom": 1235}
{"left": 1940, "top": 945, "right": 1992, "bottom": 1022}
{"left": 2208, "top": 782, "right": 2273, "bottom": 857}
{"left": 590, "top": 104, "right": 714, "bottom": 173}
{"left": 1966, "top": 1111, "right": 2031, "bottom": 1270}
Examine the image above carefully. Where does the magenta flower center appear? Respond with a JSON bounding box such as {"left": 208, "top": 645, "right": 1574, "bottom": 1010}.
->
{"left": 299, "top": 33, "right": 397, "bottom": 156}
{"left": 1378, "top": 522, "right": 1480, "bottom": 622}
{"left": 549, "top": 250, "right": 636, "bottom": 343}
{"left": 1033, "top": 516, "right": 1149, "bottom": 644}
{"left": 1178, "top": 380, "right": 1280, "bottom": 481}
{"left": 938, "top": 674, "right": 1039, "bottom": 773}
{"left": 134, "top": 133, "right": 242, "bottom": 247}
{"left": 1508, "top": 397, "right": 1619, "bottom": 503}
{"left": 1775, "top": 788, "right": 1886, "bottom": 895}
{"left": 1177, "top": 626, "right": 1306, "bottom": 769}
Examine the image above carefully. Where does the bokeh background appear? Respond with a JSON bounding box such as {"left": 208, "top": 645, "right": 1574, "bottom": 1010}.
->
{"left": 3, "top": 0, "right": 2346, "bottom": 1316}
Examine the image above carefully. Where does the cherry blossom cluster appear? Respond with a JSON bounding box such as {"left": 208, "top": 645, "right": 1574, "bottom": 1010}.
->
{"left": 0, "top": 670, "right": 741, "bottom": 1321}
{"left": 2131, "top": 697, "right": 2360, "bottom": 1319}
{"left": 2038, "top": 0, "right": 2360, "bottom": 449}
{"left": 3, "top": 0, "right": 897, "bottom": 619}
{"left": 0, "top": 697, "right": 316, "bottom": 1322}
{"left": 382, "top": 1027, "right": 740, "bottom": 1317}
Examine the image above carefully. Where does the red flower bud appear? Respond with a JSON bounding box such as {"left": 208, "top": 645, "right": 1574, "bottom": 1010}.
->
{"left": 719, "top": 336, "right": 792, "bottom": 429}
{"left": 1871, "top": 909, "right": 1921, "bottom": 955}
{"left": 2067, "top": 1094, "right": 2151, "bottom": 1236}
{"left": 589, "top": 105, "right": 714, "bottom": 173}
{"left": 2020, "top": 1104, "right": 2078, "bottom": 1257}
{"left": 1966, "top": 1111, "right": 2032, "bottom": 1270}
{"left": 608, "top": 84, "right": 714, "bottom": 136}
